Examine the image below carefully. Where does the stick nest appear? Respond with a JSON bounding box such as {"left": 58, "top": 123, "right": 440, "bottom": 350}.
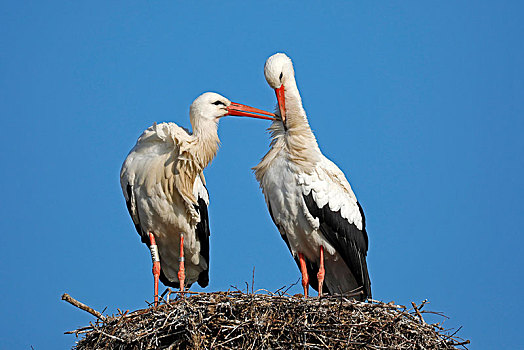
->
{"left": 68, "top": 291, "right": 469, "bottom": 349}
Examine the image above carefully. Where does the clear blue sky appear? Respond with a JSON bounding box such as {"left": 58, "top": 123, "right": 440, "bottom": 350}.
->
{"left": 1, "top": 2, "right": 523, "bottom": 348}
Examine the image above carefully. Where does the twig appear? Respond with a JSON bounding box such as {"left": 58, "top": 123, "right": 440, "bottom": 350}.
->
{"left": 61, "top": 293, "right": 106, "bottom": 320}
{"left": 64, "top": 325, "right": 94, "bottom": 335}
{"left": 282, "top": 278, "right": 300, "bottom": 296}
{"left": 251, "top": 267, "right": 255, "bottom": 295}
{"left": 411, "top": 301, "right": 425, "bottom": 324}
{"left": 97, "top": 330, "right": 126, "bottom": 343}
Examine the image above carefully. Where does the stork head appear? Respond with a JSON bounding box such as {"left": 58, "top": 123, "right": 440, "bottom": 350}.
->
{"left": 264, "top": 53, "right": 294, "bottom": 124}
{"left": 190, "top": 92, "right": 276, "bottom": 130}
{"left": 190, "top": 92, "right": 231, "bottom": 125}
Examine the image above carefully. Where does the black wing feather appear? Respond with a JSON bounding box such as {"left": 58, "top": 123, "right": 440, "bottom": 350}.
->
{"left": 195, "top": 193, "right": 210, "bottom": 288}
{"left": 125, "top": 184, "right": 149, "bottom": 245}
{"left": 268, "top": 201, "right": 330, "bottom": 294}
{"left": 303, "top": 192, "right": 371, "bottom": 299}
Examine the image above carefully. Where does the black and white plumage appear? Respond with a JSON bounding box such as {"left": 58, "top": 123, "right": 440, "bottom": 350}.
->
{"left": 121, "top": 92, "right": 275, "bottom": 299}
{"left": 254, "top": 53, "right": 371, "bottom": 300}
{"left": 121, "top": 96, "right": 218, "bottom": 290}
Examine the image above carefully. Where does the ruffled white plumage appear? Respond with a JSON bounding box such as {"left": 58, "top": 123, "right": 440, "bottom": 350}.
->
{"left": 121, "top": 122, "right": 211, "bottom": 286}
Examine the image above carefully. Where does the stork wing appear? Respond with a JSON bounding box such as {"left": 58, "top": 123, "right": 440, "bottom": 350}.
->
{"left": 123, "top": 183, "right": 149, "bottom": 244}
{"left": 194, "top": 174, "right": 210, "bottom": 288}
{"left": 301, "top": 157, "right": 371, "bottom": 299}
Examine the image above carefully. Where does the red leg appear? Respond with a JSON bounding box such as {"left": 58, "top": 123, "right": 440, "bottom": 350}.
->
{"left": 148, "top": 232, "right": 160, "bottom": 307}
{"left": 317, "top": 245, "right": 325, "bottom": 297}
{"left": 298, "top": 252, "right": 309, "bottom": 298}
{"left": 178, "top": 233, "right": 185, "bottom": 293}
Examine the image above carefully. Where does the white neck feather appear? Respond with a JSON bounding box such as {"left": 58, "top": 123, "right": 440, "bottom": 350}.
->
{"left": 254, "top": 77, "right": 321, "bottom": 180}
{"left": 190, "top": 120, "right": 220, "bottom": 169}
{"left": 174, "top": 120, "right": 219, "bottom": 208}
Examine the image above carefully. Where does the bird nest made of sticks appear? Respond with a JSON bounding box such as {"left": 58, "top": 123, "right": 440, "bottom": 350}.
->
{"left": 65, "top": 291, "right": 469, "bottom": 349}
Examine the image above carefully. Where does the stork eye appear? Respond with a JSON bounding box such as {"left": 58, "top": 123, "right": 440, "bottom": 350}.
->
{"left": 213, "top": 101, "right": 226, "bottom": 106}
{"left": 279, "top": 72, "right": 283, "bottom": 80}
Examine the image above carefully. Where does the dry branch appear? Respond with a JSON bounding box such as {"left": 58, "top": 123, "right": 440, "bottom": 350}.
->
{"left": 62, "top": 293, "right": 106, "bottom": 320}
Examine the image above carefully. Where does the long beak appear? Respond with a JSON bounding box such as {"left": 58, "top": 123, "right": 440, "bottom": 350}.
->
{"left": 275, "top": 85, "right": 286, "bottom": 124}
{"left": 227, "top": 102, "right": 276, "bottom": 121}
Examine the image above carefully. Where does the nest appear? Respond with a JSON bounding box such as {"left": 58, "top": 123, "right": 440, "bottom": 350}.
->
{"left": 66, "top": 291, "right": 469, "bottom": 349}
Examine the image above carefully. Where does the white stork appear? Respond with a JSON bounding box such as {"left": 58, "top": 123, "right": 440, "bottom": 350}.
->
{"left": 253, "top": 53, "right": 371, "bottom": 300}
{"left": 121, "top": 92, "right": 275, "bottom": 305}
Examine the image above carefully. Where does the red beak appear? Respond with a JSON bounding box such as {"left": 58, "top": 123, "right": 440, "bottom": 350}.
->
{"left": 227, "top": 102, "right": 276, "bottom": 121}
{"left": 275, "top": 84, "right": 286, "bottom": 124}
